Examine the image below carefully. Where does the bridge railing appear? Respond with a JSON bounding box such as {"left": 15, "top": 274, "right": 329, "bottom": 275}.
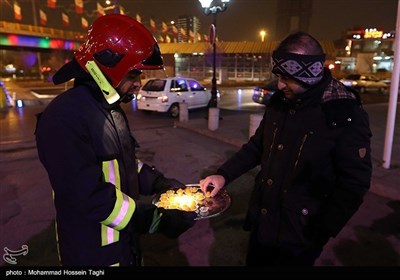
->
{"left": 0, "top": 21, "right": 86, "bottom": 41}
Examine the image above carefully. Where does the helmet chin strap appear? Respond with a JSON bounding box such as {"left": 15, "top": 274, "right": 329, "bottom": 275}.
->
{"left": 85, "top": 60, "right": 120, "bottom": 104}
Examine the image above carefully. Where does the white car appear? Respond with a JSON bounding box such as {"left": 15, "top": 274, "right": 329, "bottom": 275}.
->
{"left": 252, "top": 79, "right": 278, "bottom": 105}
{"left": 136, "top": 77, "right": 212, "bottom": 117}
{"left": 340, "top": 74, "right": 389, "bottom": 93}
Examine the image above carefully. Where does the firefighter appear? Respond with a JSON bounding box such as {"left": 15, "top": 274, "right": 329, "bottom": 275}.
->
{"left": 35, "top": 14, "right": 196, "bottom": 266}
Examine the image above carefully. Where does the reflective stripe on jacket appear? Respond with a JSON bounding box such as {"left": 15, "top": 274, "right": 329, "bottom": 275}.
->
{"left": 36, "top": 81, "right": 140, "bottom": 266}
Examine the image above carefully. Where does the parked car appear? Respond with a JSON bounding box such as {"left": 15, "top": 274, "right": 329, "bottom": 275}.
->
{"left": 339, "top": 74, "right": 389, "bottom": 93}
{"left": 379, "top": 78, "right": 391, "bottom": 86}
{"left": 252, "top": 79, "right": 278, "bottom": 105}
{"left": 136, "top": 77, "right": 211, "bottom": 117}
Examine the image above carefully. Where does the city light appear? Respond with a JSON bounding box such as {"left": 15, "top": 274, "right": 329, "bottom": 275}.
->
{"left": 0, "top": 34, "right": 79, "bottom": 50}
{"left": 259, "top": 30, "right": 266, "bottom": 42}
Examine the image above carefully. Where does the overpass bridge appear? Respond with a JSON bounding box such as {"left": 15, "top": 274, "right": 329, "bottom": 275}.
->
{"left": 0, "top": 21, "right": 338, "bottom": 83}
{"left": 0, "top": 21, "right": 85, "bottom": 50}
{"left": 0, "top": 21, "right": 85, "bottom": 78}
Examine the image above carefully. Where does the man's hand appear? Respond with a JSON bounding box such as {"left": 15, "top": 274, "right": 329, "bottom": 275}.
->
{"left": 199, "top": 175, "right": 225, "bottom": 197}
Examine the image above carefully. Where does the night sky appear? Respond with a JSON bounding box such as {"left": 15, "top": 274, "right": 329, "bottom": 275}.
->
{"left": 0, "top": 0, "right": 398, "bottom": 41}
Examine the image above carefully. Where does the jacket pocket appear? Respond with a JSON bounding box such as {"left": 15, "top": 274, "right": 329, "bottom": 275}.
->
{"left": 280, "top": 195, "right": 322, "bottom": 246}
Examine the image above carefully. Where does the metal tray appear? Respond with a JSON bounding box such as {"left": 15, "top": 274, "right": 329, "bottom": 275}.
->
{"left": 152, "top": 184, "right": 231, "bottom": 220}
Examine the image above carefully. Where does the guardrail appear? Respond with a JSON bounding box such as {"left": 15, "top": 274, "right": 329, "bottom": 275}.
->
{"left": 0, "top": 21, "right": 85, "bottom": 41}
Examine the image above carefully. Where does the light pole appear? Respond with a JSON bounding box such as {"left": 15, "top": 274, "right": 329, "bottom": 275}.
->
{"left": 198, "top": 0, "right": 230, "bottom": 108}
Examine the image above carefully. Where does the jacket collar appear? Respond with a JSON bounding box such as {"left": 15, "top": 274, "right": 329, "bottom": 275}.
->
{"left": 74, "top": 79, "right": 121, "bottom": 110}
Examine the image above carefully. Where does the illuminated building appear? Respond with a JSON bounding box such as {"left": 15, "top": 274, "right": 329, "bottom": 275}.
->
{"left": 335, "top": 28, "right": 395, "bottom": 75}
{"left": 176, "top": 16, "right": 201, "bottom": 43}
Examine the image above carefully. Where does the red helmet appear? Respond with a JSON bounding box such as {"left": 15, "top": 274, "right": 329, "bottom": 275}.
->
{"left": 75, "top": 14, "right": 163, "bottom": 87}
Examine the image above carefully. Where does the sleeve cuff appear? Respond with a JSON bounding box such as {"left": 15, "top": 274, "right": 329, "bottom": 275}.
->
{"left": 216, "top": 169, "right": 231, "bottom": 185}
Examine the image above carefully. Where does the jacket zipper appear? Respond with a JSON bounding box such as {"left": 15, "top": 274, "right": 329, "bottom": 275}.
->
{"left": 267, "top": 125, "right": 278, "bottom": 160}
{"left": 294, "top": 133, "right": 309, "bottom": 169}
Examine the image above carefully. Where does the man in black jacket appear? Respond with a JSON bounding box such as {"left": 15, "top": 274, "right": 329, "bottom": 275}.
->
{"left": 35, "top": 14, "right": 196, "bottom": 266}
{"left": 200, "top": 32, "right": 372, "bottom": 266}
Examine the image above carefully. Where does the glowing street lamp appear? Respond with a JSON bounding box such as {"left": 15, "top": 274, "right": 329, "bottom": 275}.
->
{"left": 260, "top": 30, "right": 267, "bottom": 42}
{"left": 198, "top": 0, "right": 230, "bottom": 109}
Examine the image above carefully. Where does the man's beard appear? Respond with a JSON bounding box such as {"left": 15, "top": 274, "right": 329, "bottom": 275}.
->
{"left": 119, "top": 93, "right": 135, "bottom": 103}
{"left": 117, "top": 87, "right": 139, "bottom": 103}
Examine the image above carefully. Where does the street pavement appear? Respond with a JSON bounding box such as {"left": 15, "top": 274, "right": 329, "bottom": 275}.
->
{"left": 0, "top": 79, "right": 399, "bottom": 274}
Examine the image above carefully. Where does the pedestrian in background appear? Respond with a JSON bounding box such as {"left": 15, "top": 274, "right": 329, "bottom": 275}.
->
{"left": 200, "top": 31, "right": 372, "bottom": 266}
{"left": 35, "top": 14, "right": 196, "bottom": 266}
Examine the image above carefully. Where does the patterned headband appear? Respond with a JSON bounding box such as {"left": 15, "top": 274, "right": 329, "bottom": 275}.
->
{"left": 271, "top": 51, "right": 326, "bottom": 87}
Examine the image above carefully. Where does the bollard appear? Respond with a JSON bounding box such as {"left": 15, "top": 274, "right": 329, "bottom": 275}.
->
{"left": 249, "top": 113, "right": 263, "bottom": 139}
{"left": 179, "top": 102, "right": 189, "bottom": 122}
{"left": 0, "top": 90, "right": 7, "bottom": 111}
{"left": 208, "top": 107, "right": 219, "bottom": 131}
{"left": 0, "top": 82, "right": 11, "bottom": 111}
{"left": 10, "top": 92, "right": 16, "bottom": 107}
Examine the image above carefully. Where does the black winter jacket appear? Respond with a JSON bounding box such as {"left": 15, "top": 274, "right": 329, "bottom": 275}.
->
{"left": 36, "top": 80, "right": 159, "bottom": 266}
{"left": 217, "top": 70, "right": 372, "bottom": 248}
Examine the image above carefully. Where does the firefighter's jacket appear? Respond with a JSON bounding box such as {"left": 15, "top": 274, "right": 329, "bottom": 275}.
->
{"left": 36, "top": 80, "right": 154, "bottom": 266}
{"left": 216, "top": 70, "right": 372, "bottom": 248}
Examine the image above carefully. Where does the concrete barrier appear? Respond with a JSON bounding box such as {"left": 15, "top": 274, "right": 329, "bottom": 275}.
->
{"left": 179, "top": 102, "right": 189, "bottom": 122}
{"left": 208, "top": 107, "right": 219, "bottom": 131}
{"left": 0, "top": 82, "right": 10, "bottom": 111}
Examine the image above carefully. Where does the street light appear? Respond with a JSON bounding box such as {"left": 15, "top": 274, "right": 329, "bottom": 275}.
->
{"left": 260, "top": 30, "right": 267, "bottom": 43}
{"left": 198, "top": 0, "right": 230, "bottom": 108}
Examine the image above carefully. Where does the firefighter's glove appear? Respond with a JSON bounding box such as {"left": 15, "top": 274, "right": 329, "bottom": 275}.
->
{"left": 157, "top": 209, "right": 197, "bottom": 238}
{"left": 138, "top": 163, "right": 185, "bottom": 195}
{"left": 154, "top": 177, "right": 186, "bottom": 194}
{"left": 131, "top": 201, "right": 158, "bottom": 234}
